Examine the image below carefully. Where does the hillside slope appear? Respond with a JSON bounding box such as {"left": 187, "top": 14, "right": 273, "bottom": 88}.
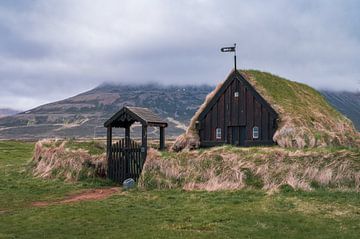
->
{"left": 0, "top": 108, "right": 20, "bottom": 118}
{"left": 0, "top": 79, "right": 358, "bottom": 140}
{"left": 0, "top": 84, "right": 212, "bottom": 139}
{"left": 320, "top": 91, "right": 360, "bottom": 131}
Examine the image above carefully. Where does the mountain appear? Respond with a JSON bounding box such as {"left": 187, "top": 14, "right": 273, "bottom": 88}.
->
{"left": 0, "top": 84, "right": 213, "bottom": 139}
{"left": 320, "top": 90, "right": 360, "bottom": 131}
{"left": 0, "top": 108, "right": 20, "bottom": 118}
{"left": 0, "top": 83, "right": 358, "bottom": 140}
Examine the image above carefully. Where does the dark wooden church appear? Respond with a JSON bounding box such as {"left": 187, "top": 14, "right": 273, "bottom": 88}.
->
{"left": 195, "top": 70, "right": 278, "bottom": 147}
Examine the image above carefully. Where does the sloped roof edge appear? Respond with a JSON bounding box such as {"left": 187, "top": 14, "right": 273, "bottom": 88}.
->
{"left": 197, "top": 69, "right": 278, "bottom": 122}
{"left": 104, "top": 106, "right": 168, "bottom": 127}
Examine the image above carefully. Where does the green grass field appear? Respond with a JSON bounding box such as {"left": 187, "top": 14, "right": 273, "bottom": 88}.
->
{"left": 1, "top": 141, "right": 360, "bottom": 238}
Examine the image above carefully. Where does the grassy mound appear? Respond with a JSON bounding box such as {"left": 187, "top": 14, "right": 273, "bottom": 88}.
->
{"left": 173, "top": 70, "right": 359, "bottom": 150}
{"left": 139, "top": 146, "right": 360, "bottom": 191}
{"left": 30, "top": 139, "right": 107, "bottom": 181}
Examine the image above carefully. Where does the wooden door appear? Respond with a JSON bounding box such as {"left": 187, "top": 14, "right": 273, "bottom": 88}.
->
{"left": 228, "top": 126, "right": 239, "bottom": 145}
{"left": 228, "top": 126, "right": 246, "bottom": 146}
{"left": 239, "top": 126, "right": 246, "bottom": 146}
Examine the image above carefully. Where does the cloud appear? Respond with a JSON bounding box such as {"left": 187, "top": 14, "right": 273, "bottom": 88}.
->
{"left": 0, "top": 0, "right": 359, "bottom": 110}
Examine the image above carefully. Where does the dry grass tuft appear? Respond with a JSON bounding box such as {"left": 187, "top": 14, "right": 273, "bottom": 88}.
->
{"left": 30, "top": 139, "right": 106, "bottom": 181}
{"left": 139, "top": 146, "right": 360, "bottom": 191}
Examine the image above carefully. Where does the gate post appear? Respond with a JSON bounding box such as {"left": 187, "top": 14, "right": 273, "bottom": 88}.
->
{"left": 160, "top": 126, "right": 165, "bottom": 150}
{"left": 125, "top": 126, "right": 131, "bottom": 179}
{"left": 106, "top": 127, "right": 112, "bottom": 159}
{"left": 106, "top": 127, "right": 112, "bottom": 177}
{"left": 125, "top": 126, "right": 130, "bottom": 141}
{"left": 141, "top": 125, "right": 147, "bottom": 161}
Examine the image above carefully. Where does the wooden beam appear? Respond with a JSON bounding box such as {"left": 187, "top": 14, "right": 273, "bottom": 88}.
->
{"left": 106, "top": 127, "right": 112, "bottom": 160}
{"left": 141, "top": 125, "right": 147, "bottom": 160}
{"left": 125, "top": 126, "right": 130, "bottom": 138}
{"left": 125, "top": 126, "right": 130, "bottom": 148}
{"left": 160, "top": 126, "right": 165, "bottom": 151}
{"left": 106, "top": 127, "right": 112, "bottom": 178}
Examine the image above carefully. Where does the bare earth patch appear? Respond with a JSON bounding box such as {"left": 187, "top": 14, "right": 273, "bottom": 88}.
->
{"left": 32, "top": 187, "right": 121, "bottom": 207}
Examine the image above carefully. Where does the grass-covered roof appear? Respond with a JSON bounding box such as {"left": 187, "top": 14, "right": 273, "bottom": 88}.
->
{"left": 241, "top": 70, "right": 342, "bottom": 125}
{"left": 240, "top": 70, "right": 358, "bottom": 148}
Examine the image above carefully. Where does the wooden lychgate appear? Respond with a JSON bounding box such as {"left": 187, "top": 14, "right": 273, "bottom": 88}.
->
{"left": 104, "top": 106, "right": 168, "bottom": 183}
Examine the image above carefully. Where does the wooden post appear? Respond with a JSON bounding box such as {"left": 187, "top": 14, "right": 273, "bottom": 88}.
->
{"left": 125, "top": 126, "right": 130, "bottom": 139}
{"left": 106, "top": 127, "right": 112, "bottom": 160}
{"left": 160, "top": 126, "right": 165, "bottom": 151}
{"left": 125, "top": 126, "right": 130, "bottom": 148}
{"left": 141, "top": 125, "right": 147, "bottom": 160}
{"left": 124, "top": 125, "right": 132, "bottom": 179}
{"left": 106, "top": 127, "right": 112, "bottom": 178}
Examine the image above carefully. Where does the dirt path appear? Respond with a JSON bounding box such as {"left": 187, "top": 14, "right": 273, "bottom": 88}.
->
{"left": 32, "top": 187, "right": 121, "bottom": 207}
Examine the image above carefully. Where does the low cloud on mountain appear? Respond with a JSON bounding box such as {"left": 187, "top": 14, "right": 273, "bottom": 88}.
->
{"left": 0, "top": 0, "right": 359, "bottom": 110}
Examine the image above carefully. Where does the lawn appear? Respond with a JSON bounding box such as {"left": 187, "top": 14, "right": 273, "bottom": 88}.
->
{"left": 0, "top": 141, "right": 359, "bottom": 238}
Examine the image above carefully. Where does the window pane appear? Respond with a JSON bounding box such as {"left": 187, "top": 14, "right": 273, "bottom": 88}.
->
{"left": 216, "top": 128, "right": 221, "bottom": 139}
{"left": 253, "top": 126, "right": 259, "bottom": 139}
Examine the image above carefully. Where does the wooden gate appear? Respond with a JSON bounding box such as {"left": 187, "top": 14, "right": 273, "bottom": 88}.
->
{"left": 108, "top": 138, "right": 145, "bottom": 183}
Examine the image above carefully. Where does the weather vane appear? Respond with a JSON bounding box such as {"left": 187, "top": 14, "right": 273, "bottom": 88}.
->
{"left": 221, "top": 43, "right": 237, "bottom": 70}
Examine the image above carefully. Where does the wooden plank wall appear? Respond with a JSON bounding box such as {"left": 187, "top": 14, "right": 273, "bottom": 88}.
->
{"left": 218, "top": 94, "right": 225, "bottom": 141}
{"left": 246, "top": 89, "right": 254, "bottom": 139}
{"left": 199, "top": 77, "right": 276, "bottom": 144}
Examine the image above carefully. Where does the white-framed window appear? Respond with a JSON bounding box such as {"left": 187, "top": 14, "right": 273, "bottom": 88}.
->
{"left": 216, "top": 128, "right": 222, "bottom": 139}
{"left": 234, "top": 91, "right": 239, "bottom": 97}
{"left": 253, "top": 126, "right": 259, "bottom": 139}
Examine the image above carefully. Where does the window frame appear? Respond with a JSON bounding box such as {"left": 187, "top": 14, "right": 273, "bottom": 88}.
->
{"left": 215, "top": 128, "right": 222, "bottom": 139}
{"left": 252, "top": 126, "right": 259, "bottom": 139}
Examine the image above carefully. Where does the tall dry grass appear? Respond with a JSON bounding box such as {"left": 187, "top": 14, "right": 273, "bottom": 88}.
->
{"left": 30, "top": 139, "right": 106, "bottom": 181}
{"left": 139, "top": 146, "right": 360, "bottom": 191}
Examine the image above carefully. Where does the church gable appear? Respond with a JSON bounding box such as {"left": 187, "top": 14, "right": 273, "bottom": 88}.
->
{"left": 196, "top": 70, "right": 278, "bottom": 147}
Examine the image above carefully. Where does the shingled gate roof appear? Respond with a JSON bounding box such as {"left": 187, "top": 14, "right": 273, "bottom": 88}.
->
{"left": 104, "top": 106, "right": 168, "bottom": 128}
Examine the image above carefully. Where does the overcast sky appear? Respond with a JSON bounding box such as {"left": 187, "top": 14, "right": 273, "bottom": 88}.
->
{"left": 0, "top": 0, "right": 359, "bottom": 110}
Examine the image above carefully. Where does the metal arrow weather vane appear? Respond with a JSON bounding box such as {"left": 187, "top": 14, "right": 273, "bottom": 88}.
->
{"left": 221, "top": 43, "right": 237, "bottom": 70}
